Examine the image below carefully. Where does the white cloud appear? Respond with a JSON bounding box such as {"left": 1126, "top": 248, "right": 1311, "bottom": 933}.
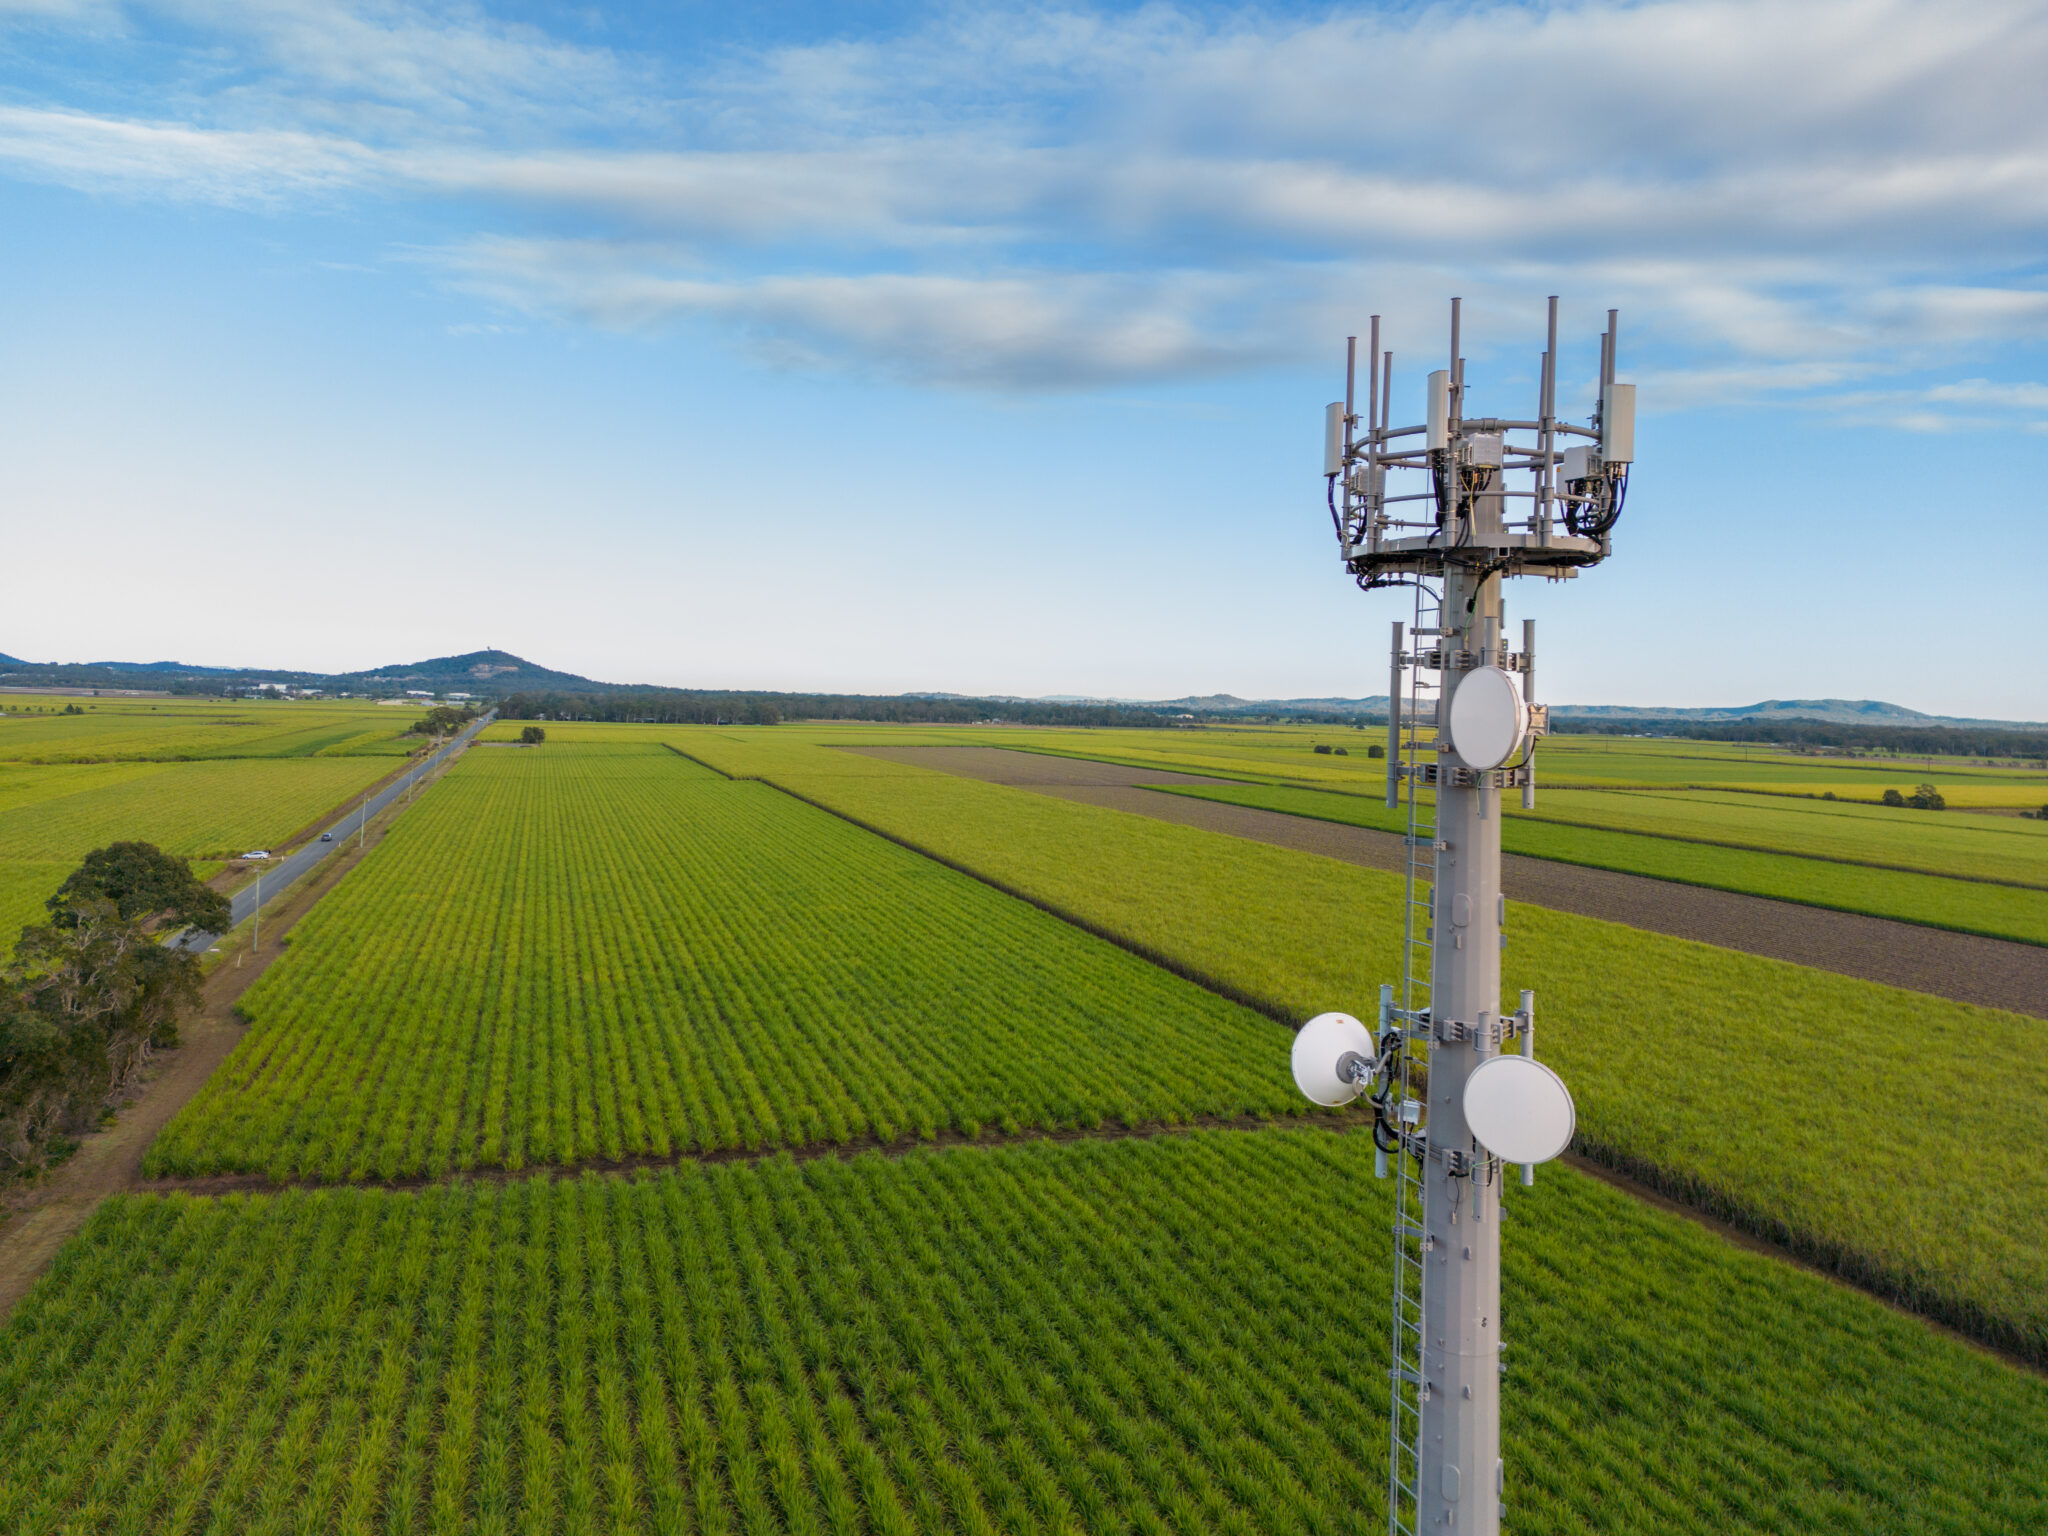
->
{"left": 0, "top": 104, "right": 379, "bottom": 198}
{"left": 162, "top": 0, "right": 632, "bottom": 132}
{"left": 430, "top": 235, "right": 1303, "bottom": 387}
{"left": 1926, "top": 378, "right": 2048, "bottom": 410}
{"left": 6, "top": 0, "right": 2048, "bottom": 389}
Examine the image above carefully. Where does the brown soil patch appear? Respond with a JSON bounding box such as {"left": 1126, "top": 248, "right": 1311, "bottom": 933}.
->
{"left": 849, "top": 745, "right": 2048, "bottom": 1019}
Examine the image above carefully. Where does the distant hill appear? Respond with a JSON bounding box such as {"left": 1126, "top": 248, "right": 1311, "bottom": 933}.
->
{"left": 326, "top": 650, "right": 609, "bottom": 695}
{"left": 2, "top": 645, "right": 2040, "bottom": 732}
{"left": 0, "top": 647, "right": 624, "bottom": 698}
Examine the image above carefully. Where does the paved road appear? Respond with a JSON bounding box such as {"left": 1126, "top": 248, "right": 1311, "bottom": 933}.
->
{"left": 847, "top": 744, "right": 2048, "bottom": 1019}
{"left": 177, "top": 713, "right": 492, "bottom": 952}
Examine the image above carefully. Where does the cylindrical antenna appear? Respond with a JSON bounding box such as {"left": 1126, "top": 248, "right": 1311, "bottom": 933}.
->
{"left": 1520, "top": 989, "right": 1537, "bottom": 1185}
{"left": 1521, "top": 617, "right": 1537, "bottom": 811}
{"left": 1597, "top": 325, "right": 1612, "bottom": 433}
{"left": 1448, "top": 297, "right": 1462, "bottom": 426}
{"left": 1381, "top": 350, "right": 1393, "bottom": 435}
{"left": 1345, "top": 335, "right": 1357, "bottom": 428}
{"left": 1540, "top": 295, "right": 1559, "bottom": 538}
{"left": 1606, "top": 309, "right": 1619, "bottom": 385}
{"left": 1546, "top": 297, "right": 1560, "bottom": 417}
{"left": 1366, "top": 315, "right": 1381, "bottom": 448}
{"left": 1344, "top": 336, "right": 1357, "bottom": 489}
{"left": 1386, "top": 621, "right": 1404, "bottom": 810}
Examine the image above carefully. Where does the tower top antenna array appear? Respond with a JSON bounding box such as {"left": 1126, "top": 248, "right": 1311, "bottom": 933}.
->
{"left": 1322, "top": 297, "right": 1633, "bottom": 588}
{"left": 1298, "top": 298, "right": 1634, "bottom": 1536}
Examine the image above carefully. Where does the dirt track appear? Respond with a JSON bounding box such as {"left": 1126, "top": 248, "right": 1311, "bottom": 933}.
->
{"left": 848, "top": 745, "right": 2048, "bottom": 1019}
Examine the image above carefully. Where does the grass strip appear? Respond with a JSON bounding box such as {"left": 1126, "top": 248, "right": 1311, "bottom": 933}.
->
{"left": 1150, "top": 780, "right": 2048, "bottom": 946}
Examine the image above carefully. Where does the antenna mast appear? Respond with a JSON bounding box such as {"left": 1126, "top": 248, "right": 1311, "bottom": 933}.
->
{"left": 1297, "top": 299, "right": 1635, "bottom": 1536}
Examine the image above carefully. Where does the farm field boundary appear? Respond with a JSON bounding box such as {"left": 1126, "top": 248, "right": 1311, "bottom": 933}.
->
{"left": 849, "top": 743, "right": 2048, "bottom": 1012}
{"left": 909, "top": 726, "right": 2048, "bottom": 807}
{"left": 901, "top": 736, "right": 2048, "bottom": 918}
{"left": 1148, "top": 781, "right": 2048, "bottom": 946}
{"left": 135, "top": 1109, "right": 1361, "bottom": 1195}
{"left": 124, "top": 1118, "right": 2048, "bottom": 1380}
{"left": 1152, "top": 781, "right": 2048, "bottom": 892}
{"left": 762, "top": 775, "right": 1297, "bottom": 1027}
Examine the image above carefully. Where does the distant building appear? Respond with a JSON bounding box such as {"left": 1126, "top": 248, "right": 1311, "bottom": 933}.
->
{"left": 444, "top": 692, "right": 473, "bottom": 702}
{"left": 404, "top": 690, "right": 434, "bottom": 699}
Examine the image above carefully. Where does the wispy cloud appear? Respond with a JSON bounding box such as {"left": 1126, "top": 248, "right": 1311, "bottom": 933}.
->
{"left": 6, "top": 0, "right": 2048, "bottom": 390}
{"left": 0, "top": 104, "right": 379, "bottom": 198}
{"left": 430, "top": 235, "right": 1306, "bottom": 387}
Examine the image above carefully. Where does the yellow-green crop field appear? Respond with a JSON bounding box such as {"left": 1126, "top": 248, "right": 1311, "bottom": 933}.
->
{"left": 8, "top": 716, "right": 2048, "bottom": 1534}
{"left": 0, "top": 697, "right": 417, "bottom": 762}
{"left": 0, "top": 757, "right": 401, "bottom": 863}
{"left": 1148, "top": 780, "right": 2048, "bottom": 945}
{"left": 0, "top": 705, "right": 417, "bottom": 942}
{"left": 148, "top": 743, "right": 1299, "bottom": 1181}
{"left": 771, "top": 717, "right": 2048, "bottom": 937}
{"left": 670, "top": 727, "right": 2048, "bottom": 1361}
{"left": 852, "top": 721, "right": 2048, "bottom": 805}
{"left": 11, "top": 1134, "right": 2048, "bottom": 1535}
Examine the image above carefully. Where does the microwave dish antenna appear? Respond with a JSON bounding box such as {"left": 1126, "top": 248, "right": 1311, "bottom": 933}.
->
{"left": 1297, "top": 297, "right": 1633, "bottom": 1536}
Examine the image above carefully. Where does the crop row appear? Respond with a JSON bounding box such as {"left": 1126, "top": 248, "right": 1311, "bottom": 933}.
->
{"left": 147, "top": 743, "right": 1302, "bottom": 1181}
{"left": 11, "top": 1131, "right": 2048, "bottom": 1535}
{"left": 676, "top": 728, "right": 2048, "bottom": 1362}
{"left": 1150, "top": 781, "right": 2048, "bottom": 946}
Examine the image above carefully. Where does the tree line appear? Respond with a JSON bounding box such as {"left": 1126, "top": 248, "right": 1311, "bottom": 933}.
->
{"left": 493, "top": 690, "right": 1177, "bottom": 728}
{"left": 0, "top": 844, "right": 226, "bottom": 1175}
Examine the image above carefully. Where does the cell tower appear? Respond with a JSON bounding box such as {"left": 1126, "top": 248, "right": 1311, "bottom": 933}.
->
{"left": 1290, "top": 298, "right": 1633, "bottom": 1535}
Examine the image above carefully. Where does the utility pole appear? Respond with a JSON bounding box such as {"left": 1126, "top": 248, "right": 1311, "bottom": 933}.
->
{"left": 1294, "top": 298, "right": 1631, "bottom": 1536}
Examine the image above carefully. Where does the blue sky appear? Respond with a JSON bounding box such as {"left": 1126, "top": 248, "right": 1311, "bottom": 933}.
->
{"left": 2, "top": 0, "right": 2045, "bottom": 716}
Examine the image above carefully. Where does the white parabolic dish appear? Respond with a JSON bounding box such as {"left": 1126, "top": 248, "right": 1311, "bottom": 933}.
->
{"left": 1462, "top": 1055, "right": 1575, "bottom": 1164}
{"left": 1447, "top": 665, "right": 1528, "bottom": 771}
{"left": 1291, "top": 1011, "right": 1375, "bottom": 1106}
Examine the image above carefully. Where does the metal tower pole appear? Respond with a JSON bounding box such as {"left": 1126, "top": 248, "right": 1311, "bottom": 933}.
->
{"left": 1417, "top": 560, "right": 1506, "bottom": 1534}
{"left": 1302, "top": 296, "right": 1628, "bottom": 1536}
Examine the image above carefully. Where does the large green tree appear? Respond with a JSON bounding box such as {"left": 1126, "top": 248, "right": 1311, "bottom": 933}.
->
{"left": 0, "top": 843, "right": 224, "bottom": 1173}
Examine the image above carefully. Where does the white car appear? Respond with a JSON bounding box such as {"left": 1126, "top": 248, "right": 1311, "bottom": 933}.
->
{"left": 242, "top": 850, "right": 271, "bottom": 860}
